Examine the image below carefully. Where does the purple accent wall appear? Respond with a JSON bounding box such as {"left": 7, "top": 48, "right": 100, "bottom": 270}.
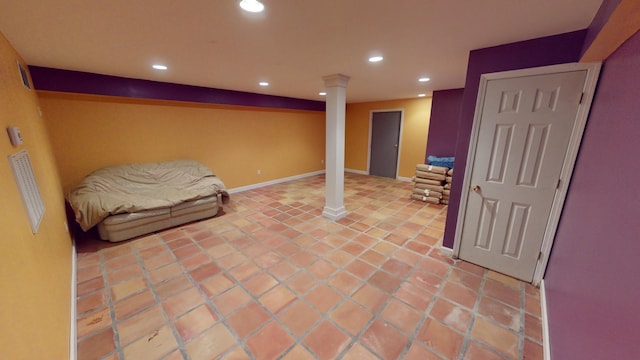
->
{"left": 442, "top": 30, "right": 587, "bottom": 248}
{"left": 545, "top": 30, "right": 640, "bottom": 359}
{"left": 581, "top": 0, "right": 622, "bottom": 56}
{"left": 28, "top": 66, "right": 325, "bottom": 112}
{"left": 425, "top": 89, "right": 464, "bottom": 159}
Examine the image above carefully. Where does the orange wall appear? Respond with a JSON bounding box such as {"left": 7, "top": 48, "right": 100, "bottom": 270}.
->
{"left": 38, "top": 92, "right": 326, "bottom": 193}
{"left": 345, "top": 97, "right": 432, "bottom": 178}
{"left": 0, "top": 33, "right": 72, "bottom": 359}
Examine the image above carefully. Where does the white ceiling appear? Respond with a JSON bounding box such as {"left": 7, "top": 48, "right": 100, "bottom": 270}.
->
{"left": 0, "top": 0, "right": 603, "bottom": 103}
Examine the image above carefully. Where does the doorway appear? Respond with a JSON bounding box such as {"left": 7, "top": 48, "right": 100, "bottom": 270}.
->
{"left": 454, "top": 63, "right": 601, "bottom": 284}
{"left": 369, "top": 110, "right": 402, "bottom": 179}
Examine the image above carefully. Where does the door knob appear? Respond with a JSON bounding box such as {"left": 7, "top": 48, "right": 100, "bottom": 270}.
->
{"left": 394, "top": 144, "right": 398, "bottom": 148}
{"left": 472, "top": 184, "right": 481, "bottom": 192}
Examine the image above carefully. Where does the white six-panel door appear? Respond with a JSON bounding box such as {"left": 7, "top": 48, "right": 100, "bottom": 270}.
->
{"left": 458, "top": 70, "right": 587, "bottom": 282}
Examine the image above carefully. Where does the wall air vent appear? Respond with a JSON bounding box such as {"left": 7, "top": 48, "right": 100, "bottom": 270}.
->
{"left": 9, "top": 150, "right": 45, "bottom": 233}
{"left": 17, "top": 62, "right": 31, "bottom": 89}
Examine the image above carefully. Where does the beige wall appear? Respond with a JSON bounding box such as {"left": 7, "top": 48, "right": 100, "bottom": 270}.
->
{"left": 38, "top": 92, "right": 326, "bottom": 192}
{"left": 345, "top": 97, "right": 432, "bottom": 178}
{"left": 0, "top": 33, "right": 72, "bottom": 359}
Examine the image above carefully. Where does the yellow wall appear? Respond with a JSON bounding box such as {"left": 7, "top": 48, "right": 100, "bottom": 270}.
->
{"left": 345, "top": 97, "right": 432, "bottom": 178}
{"left": 37, "top": 92, "right": 326, "bottom": 193}
{"left": 0, "top": 33, "right": 71, "bottom": 359}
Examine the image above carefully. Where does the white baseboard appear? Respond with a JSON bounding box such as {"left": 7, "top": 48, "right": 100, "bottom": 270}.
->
{"left": 227, "top": 169, "right": 412, "bottom": 194}
{"left": 439, "top": 245, "right": 453, "bottom": 258}
{"left": 69, "top": 238, "right": 77, "bottom": 360}
{"left": 345, "top": 168, "right": 368, "bottom": 175}
{"left": 344, "top": 168, "right": 411, "bottom": 182}
{"left": 540, "top": 279, "right": 551, "bottom": 360}
{"left": 228, "top": 170, "right": 326, "bottom": 194}
{"left": 322, "top": 205, "right": 348, "bottom": 221}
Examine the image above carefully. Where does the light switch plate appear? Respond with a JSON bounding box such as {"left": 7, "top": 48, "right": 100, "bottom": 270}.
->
{"left": 7, "top": 126, "right": 23, "bottom": 146}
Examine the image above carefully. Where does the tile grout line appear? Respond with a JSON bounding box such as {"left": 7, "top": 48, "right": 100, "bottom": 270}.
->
{"left": 518, "top": 281, "right": 526, "bottom": 360}
{"left": 181, "top": 223, "right": 265, "bottom": 360}
{"left": 360, "top": 199, "right": 452, "bottom": 360}
{"left": 371, "top": 203, "right": 449, "bottom": 360}
{"left": 102, "top": 247, "right": 125, "bottom": 360}
{"left": 403, "top": 256, "right": 455, "bottom": 360}
{"left": 459, "top": 272, "right": 485, "bottom": 359}
{"left": 262, "top": 215, "right": 388, "bottom": 360}
{"left": 341, "top": 180, "right": 448, "bottom": 359}
{"left": 146, "top": 232, "right": 198, "bottom": 360}
{"left": 467, "top": 273, "right": 522, "bottom": 359}
{"left": 238, "top": 192, "right": 343, "bottom": 359}
{"left": 185, "top": 226, "right": 263, "bottom": 360}
{"left": 228, "top": 185, "right": 435, "bottom": 359}
{"left": 190, "top": 201, "right": 367, "bottom": 359}
{"left": 111, "top": 235, "right": 186, "bottom": 359}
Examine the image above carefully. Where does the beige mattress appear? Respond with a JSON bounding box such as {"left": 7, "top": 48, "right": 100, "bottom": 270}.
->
{"left": 97, "top": 195, "right": 220, "bottom": 242}
{"left": 67, "top": 159, "right": 228, "bottom": 231}
{"left": 67, "top": 159, "right": 229, "bottom": 242}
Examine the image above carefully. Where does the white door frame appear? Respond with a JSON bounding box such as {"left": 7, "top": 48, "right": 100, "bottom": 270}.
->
{"left": 367, "top": 109, "right": 405, "bottom": 179}
{"left": 453, "top": 62, "right": 601, "bottom": 286}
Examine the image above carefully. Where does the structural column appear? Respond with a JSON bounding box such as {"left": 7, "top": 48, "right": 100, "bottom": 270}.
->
{"left": 322, "top": 74, "right": 350, "bottom": 221}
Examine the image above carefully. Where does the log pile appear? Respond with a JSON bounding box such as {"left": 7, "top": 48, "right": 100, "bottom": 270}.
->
{"left": 410, "top": 164, "right": 448, "bottom": 204}
{"left": 442, "top": 168, "right": 453, "bottom": 205}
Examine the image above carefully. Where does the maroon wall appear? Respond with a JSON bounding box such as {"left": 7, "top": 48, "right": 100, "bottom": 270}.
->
{"left": 425, "top": 89, "right": 463, "bottom": 159}
{"left": 28, "top": 66, "right": 325, "bottom": 111}
{"left": 544, "top": 30, "right": 640, "bottom": 359}
{"left": 442, "top": 30, "right": 587, "bottom": 248}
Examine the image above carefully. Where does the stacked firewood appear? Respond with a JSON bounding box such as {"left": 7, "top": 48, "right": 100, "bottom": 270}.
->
{"left": 442, "top": 168, "right": 453, "bottom": 205}
{"left": 410, "top": 164, "right": 448, "bottom": 204}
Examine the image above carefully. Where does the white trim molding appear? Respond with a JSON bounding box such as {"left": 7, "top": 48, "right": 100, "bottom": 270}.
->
{"left": 227, "top": 169, "right": 411, "bottom": 194}
{"left": 345, "top": 168, "right": 368, "bottom": 175}
{"left": 541, "top": 279, "right": 551, "bottom": 360}
{"left": 439, "top": 245, "right": 454, "bottom": 258}
{"left": 228, "top": 170, "right": 326, "bottom": 194}
{"left": 69, "top": 236, "right": 77, "bottom": 360}
{"left": 532, "top": 62, "right": 601, "bottom": 286}
{"left": 453, "top": 62, "right": 602, "bottom": 285}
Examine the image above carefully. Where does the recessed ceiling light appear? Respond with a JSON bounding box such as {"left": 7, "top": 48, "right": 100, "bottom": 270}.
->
{"left": 418, "top": 77, "right": 430, "bottom": 82}
{"left": 239, "top": 0, "right": 264, "bottom": 13}
{"left": 319, "top": 92, "right": 327, "bottom": 96}
{"left": 152, "top": 64, "right": 167, "bottom": 70}
{"left": 259, "top": 81, "right": 269, "bottom": 87}
{"left": 368, "top": 56, "right": 384, "bottom": 63}
{"left": 418, "top": 93, "right": 426, "bottom": 97}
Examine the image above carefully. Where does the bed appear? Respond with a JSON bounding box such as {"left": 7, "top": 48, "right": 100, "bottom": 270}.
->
{"left": 67, "top": 159, "right": 229, "bottom": 242}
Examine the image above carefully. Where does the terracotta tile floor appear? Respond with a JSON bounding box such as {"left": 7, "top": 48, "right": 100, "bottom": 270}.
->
{"left": 75, "top": 173, "right": 543, "bottom": 360}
